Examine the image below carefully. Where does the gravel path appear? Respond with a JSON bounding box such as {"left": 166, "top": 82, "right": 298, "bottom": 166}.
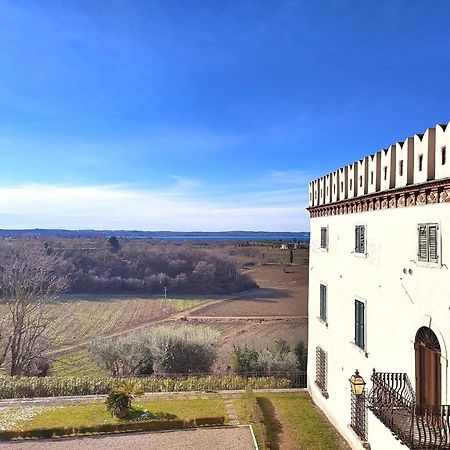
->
{"left": 0, "top": 427, "right": 256, "bottom": 450}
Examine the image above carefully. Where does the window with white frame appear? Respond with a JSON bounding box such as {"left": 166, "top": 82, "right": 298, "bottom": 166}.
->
{"left": 320, "top": 226, "right": 328, "bottom": 250}
{"left": 319, "top": 284, "right": 327, "bottom": 322}
{"left": 355, "top": 225, "right": 366, "bottom": 254}
{"left": 418, "top": 223, "right": 440, "bottom": 264}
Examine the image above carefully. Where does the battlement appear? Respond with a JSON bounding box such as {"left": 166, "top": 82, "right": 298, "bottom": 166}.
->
{"left": 308, "top": 121, "right": 450, "bottom": 207}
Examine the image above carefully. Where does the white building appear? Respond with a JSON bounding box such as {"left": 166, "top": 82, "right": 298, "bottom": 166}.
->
{"left": 307, "top": 122, "right": 450, "bottom": 450}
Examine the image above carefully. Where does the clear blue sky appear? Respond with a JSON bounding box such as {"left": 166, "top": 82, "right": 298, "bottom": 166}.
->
{"left": 0, "top": 0, "right": 449, "bottom": 231}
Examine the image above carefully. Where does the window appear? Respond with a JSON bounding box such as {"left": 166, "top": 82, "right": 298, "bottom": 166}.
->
{"left": 359, "top": 176, "right": 362, "bottom": 187}
{"left": 399, "top": 160, "right": 404, "bottom": 176}
{"left": 370, "top": 171, "right": 374, "bottom": 184}
{"left": 340, "top": 181, "right": 343, "bottom": 192}
{"left": 442, "top": 146, "right": 447, "bottom": 165}
{"left": 350, "top": 179, "right": 353, "bottom": 191}
{"left": 383, "top": 166, "right": 387, "bottom": 180}
{"left": 319, "top": 284, "right": 327, "bottom": 322}
{"left": 355, "top": 225, "right": 366, "bottom": 254}
{"left": 320, "top": 227, "right": 328, "bottom": 250}
{"left": 418, "top": 223, "right": 440, "bottom": 264}
{"left": 354, "top": 300, "right": 365, "bottom": 349}
{"left": 418, "top": 154, "right": 423, "bottom": 171}
{"left": 315, "top": 347, "right": 328, "bottom": 395}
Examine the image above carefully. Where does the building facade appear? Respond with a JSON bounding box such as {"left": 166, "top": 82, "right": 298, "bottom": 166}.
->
{"left": 307, "top": 122, "right": 450, "bottom": 449}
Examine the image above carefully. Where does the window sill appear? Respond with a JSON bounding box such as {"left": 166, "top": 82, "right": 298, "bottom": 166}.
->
{"left": 317, "top": 317, "right": 328, "bottom": 327}
{"left": 416, "top": 260, "right": 441, "bottom": 269}
{"left": 319, "top": 247, "right": 328, "bottom": 252}
{"left": 350, "top": 341, "right": 369, "bottom": 358}
{"left": 353, "top": 252, "right": 368, "bottom": 258}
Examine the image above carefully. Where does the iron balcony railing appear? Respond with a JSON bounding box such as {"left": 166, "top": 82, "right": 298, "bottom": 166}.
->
{"left": 369, "top": 370, "right": 450, "bottom": 449}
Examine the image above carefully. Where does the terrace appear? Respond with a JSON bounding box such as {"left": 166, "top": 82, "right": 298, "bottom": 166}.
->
{"left": 368, "top": 370, "right": 450, "bottom": 449}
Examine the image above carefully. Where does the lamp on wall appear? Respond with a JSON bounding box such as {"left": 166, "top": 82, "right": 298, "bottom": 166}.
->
{"left": 349, "top": 370, "right": 366, "bottom": 396}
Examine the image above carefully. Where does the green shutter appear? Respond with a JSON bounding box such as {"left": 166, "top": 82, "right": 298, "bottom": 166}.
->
{"left": 320, "top": 284, "right": 327, "bottom": 321}
{"left": 355, "top": 300, "right": 365, "bottom": 349}
{"left": 418, "top": 224, "right": 428, "bottom": 262}
{"left": 428, "top": 224, "right": 439, "bottom": 263}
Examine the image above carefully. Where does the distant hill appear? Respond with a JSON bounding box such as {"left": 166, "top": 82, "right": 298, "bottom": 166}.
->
{"left": 0, "top": 229, "right": 310, "bottom": 242}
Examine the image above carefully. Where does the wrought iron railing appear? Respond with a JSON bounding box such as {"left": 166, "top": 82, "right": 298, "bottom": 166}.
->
{"left": 351, "top": 390, "right": 367, "bottom": 441}
{"left": 369, "top": 370, "right": 450, "bottom": 449}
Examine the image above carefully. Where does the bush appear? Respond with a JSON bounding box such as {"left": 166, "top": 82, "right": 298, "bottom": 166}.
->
{"left": 232, "top": 340, "right": 300, "bottom": 374}
{"left": 231, "top": 345, "right": 262, "bottom": 373}
{"left": 294, "top": 341, "right": 308, "bottom": 370}
{"left": 150, "top": 325, "right": 220, "bottom": 374}
{"left": 89, "top": 335, "right": 153, "bottom": 377}
{"left": 105, "top": 380, "right": 144, "bottom": 418}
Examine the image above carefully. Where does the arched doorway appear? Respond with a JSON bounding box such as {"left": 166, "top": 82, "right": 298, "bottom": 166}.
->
{"left": 415, "top": 327, "right": 441, "bottom": 406}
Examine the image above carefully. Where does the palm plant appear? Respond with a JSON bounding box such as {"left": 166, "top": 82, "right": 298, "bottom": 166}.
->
{"left": 105, "top": 380, "right": 144, "bottom": 418}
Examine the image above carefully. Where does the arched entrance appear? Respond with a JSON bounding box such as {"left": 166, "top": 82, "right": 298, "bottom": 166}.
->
{"left": 415, "top": 327, "right": 441, "bottom": 406}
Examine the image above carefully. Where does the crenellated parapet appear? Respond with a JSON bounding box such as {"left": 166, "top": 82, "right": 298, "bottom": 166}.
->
{"left": 308, "top": 121, "right": 450, "bottom": 212}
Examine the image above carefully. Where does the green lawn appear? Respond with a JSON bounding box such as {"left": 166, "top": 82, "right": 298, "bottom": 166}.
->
{"left": 3, "top": 396, "right": 226, "bottom": 432}
{"left": 256, "top": 392, "right": 349, "bottom": 450}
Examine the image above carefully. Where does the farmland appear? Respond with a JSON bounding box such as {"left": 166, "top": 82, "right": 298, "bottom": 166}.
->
{"left": 0, "top": 241, "right": 309, "bottom": 377}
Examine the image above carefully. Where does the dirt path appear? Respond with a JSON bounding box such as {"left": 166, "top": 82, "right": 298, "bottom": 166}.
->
{"left": 0, "top": 427, "right": 257, "bottom": 450}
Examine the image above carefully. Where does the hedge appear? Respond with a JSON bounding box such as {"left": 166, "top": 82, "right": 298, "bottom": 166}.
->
{"left": 0, "top": 374, "right": 294, "bottom": 399}
{"left": 0, "top": 416, "right": 225, "bottom": 440}
{"left": 245, "top": 386, "right": 270, "bottom": 450}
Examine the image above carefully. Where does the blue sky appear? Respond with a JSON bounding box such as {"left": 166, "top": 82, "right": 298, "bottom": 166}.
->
{"left": 0, "top": 0, "right": 449, "bottom": 231}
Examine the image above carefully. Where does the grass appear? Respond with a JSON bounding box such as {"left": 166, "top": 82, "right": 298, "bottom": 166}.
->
{"left": 51, "top": 350, "right": 104, "bottom": 377}
{"left": 46, "top": 297, "right": 204, "bottom": 346}
{"left": 256, "top": 392, "right": 349, "bottom": 450}
{"left": 4, "top": 396, "right": 226, "bottom": 432}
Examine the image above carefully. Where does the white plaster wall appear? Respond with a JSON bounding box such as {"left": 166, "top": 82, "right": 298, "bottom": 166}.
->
{"left": 308, "top": 202, "right": 450, "bottom": 450}
{"left": 357, "top": 158, "right": 368, "bottom": 196}
{"left": 347, "top": 163, "right": 357, "bottom": 199}
{"left": 435, "top": 122, "right": 450, "bottom": 180}
{"left": 313, "top": 179, "right": 319, "bottom": 206}
{"left": 308, "top": 182, "right": 314, "bottom": 207}
{"left": 413, "top": 128, "right": 436, "bottom": 184}
{"left": 319, "top": 177, "right": 326, "bottom": 205}
{"left": 367, "top": 152, "right": 381, "bottom": 194}
{"left": 326, "top": 174, "right": 333, "bottom": 203}
{"left": 331, "top": 171, "right": 340, "bottom": 203}
{"left": 395, "top": 138, "right": 414, "bottom": 188}
{"left": 380, "top": 145, "right": 396, "bottom": 191}
{"left": 339, "top": 167, "right": 348, "bottom": 200}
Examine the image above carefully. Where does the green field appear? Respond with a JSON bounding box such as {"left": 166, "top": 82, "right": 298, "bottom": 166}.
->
{"left": 0, "top": 395, "right": 226, "bottom": 432}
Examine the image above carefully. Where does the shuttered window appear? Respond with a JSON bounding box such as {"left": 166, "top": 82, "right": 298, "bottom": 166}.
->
{"left": 418, "top": 223, "right": 440, "bottom": 264}
{"left": 355, "top": 300, "right": 365, "bottom": 349}
{"left": 320, "top": 284, "right": 327, "bottom": 322}
{"left": 355, "top": 225, "right": 366, "bottom": 254}
{"left": 320, "top": 227, "right": 328, "bottom": 250}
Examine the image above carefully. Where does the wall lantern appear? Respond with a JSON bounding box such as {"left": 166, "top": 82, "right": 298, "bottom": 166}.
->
{"left": 349, "top": 370, "right": 366, "bottom": 396}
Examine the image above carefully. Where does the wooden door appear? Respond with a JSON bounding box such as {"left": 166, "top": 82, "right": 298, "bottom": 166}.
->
{"left": 415, "top": 342, "right": 441, "bottom": 406}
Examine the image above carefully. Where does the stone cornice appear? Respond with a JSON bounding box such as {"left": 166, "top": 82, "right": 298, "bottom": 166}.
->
{"left": 307, "top": 178, "right": 450, "bottom": 218}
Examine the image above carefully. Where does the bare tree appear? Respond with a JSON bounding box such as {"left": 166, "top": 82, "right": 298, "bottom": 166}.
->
{"left": 0, "top": 244, "right": 69, "bottom": 375}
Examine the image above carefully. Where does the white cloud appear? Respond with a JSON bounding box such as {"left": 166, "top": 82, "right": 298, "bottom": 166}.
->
{"left": 0, "top": 183, "right": 309, "bottom": 231}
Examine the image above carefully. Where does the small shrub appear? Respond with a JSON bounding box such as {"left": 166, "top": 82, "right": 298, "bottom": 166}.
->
{"left": 150, "top": 325, "right": 220, "bottom": 374}
{"left": 231, "top": 345, "right": 262, "bottom": 373}
{"left": 105, "top": 380, "right": 144, "bottom": 418}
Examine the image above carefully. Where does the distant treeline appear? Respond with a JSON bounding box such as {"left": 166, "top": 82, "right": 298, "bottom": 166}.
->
{"left": 35, "top": 238, "right": 258, "bottom": 295}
